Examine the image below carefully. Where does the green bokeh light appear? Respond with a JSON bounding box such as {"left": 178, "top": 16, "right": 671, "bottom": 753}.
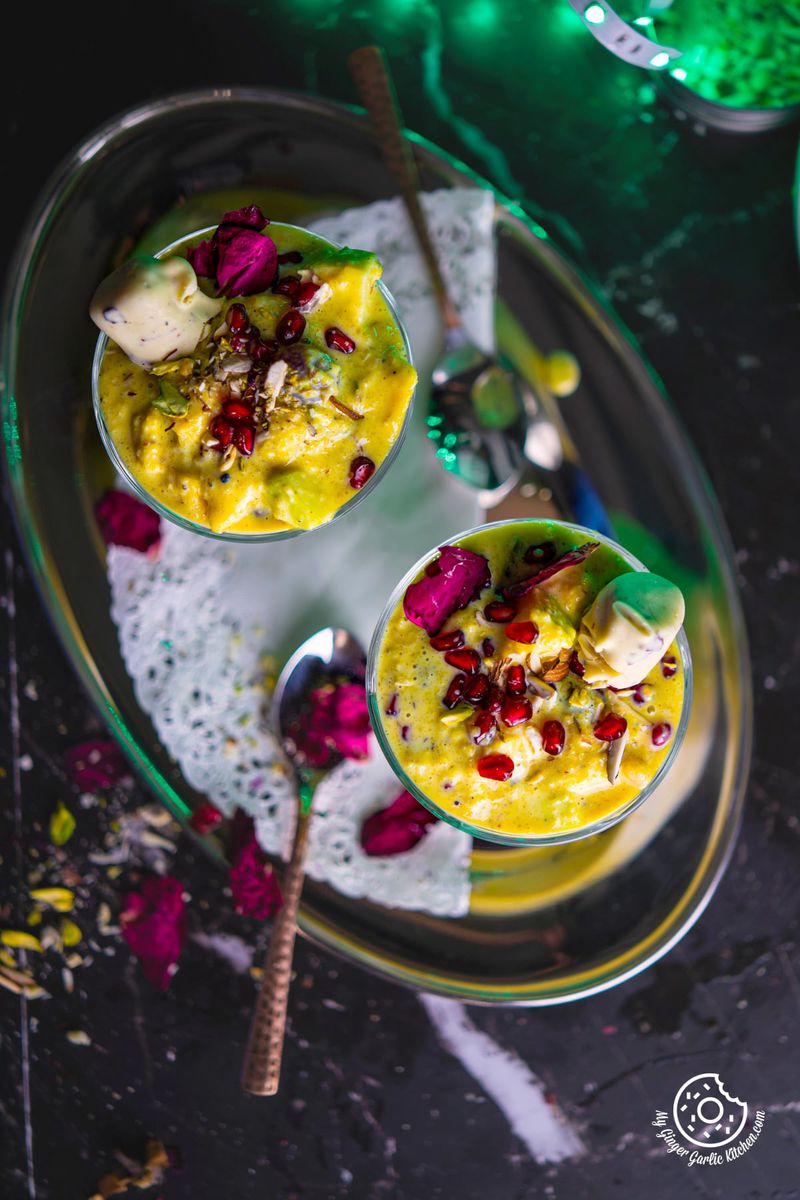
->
{"left": 650, "top": 51, "right": 671, "bottom": 69}
{"left": 463, "top": 0, "right": 496, "bottom": 31}
{"left": 584, "top": 4, "right": 606, "bottom": 25}
{"left": 671, "top": 67, "right": 688, "bottom": 82}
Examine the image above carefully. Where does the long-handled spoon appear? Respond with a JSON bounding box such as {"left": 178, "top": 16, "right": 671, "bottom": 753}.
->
{"left": 348, "top": 44, "right": 532, "bottom": 503}
{"left": 241, "top": 626, "right": 366, "bottom": 1096}
{"left": 347, "top": 46, "right": 612, "bottom": 533}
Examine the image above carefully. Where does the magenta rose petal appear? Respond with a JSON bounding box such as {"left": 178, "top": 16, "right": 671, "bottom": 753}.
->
{"left": 403, "top": 545, "right": 491, "bottom": 635}
{"left": 503, "top": 542, "right": 599, "bottom": 600}
{"left": 229, "top": 835, "right": 283, "bottom": 919}
{"left": 219, "top": 205, "right": 268, "bottom": 230}
{"left": 360, "top": 790, "right": 438, "bottom": 857}
{"left": 186, "top": 237, "right": 217, "bottom": 279}
{"left": 94, "top": 489, "right": 161, "bottom": 553}
{"left": 214, "top": 226, "right": 278, "bottom": 297}
{"left": 64, "top": 739, "right": 129, "bottom": 791}
{"left": 121, "top": 875, "right": 187, "bottom": 990}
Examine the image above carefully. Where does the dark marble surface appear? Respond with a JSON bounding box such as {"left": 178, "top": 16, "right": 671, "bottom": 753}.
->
{"left": 2, "top": 2, "right": 800, "bottom": 1196}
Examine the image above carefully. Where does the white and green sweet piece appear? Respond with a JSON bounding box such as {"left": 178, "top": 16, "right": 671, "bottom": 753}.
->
{"left": 578, "top": 571, "right": 685, "bottom": 689}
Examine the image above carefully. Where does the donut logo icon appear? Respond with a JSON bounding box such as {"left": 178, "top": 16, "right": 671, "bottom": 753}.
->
{"left": 672, "top": 1074, "right": 748, "bottom": 1148}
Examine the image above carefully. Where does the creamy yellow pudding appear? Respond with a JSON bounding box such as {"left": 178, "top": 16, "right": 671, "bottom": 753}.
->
{"left": 92, "top": 209, "right": 416, "bottom": 536}
{"left": 372, "top": 519, "right": 687, "bottom": 842}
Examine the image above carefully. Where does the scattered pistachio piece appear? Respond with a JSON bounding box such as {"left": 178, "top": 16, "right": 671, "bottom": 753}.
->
{"left": 30, "top": 886, "right": 75, "bottom": 912}
{"left": 49, "top": 800, "right": 76, "bottom": 846}
{"left": 1, "top": 930, "right": 43, "bottom": 953}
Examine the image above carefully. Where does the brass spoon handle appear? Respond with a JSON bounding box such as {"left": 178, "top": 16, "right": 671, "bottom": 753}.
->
{"left": 348, "top": 45, "right": 461, "bottom": 332}
{"left": 241, "top": 809, "right": 311, "bottom": 1096}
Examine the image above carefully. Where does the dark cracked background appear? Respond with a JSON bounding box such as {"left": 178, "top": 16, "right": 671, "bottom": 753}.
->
{"left": 2, "top": 1, "right": 799, "bottom": 1197}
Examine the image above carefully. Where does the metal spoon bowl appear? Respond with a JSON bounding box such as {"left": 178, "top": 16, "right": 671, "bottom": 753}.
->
{"left": 241, "top": 626, "right": 366, "bottom": 1096}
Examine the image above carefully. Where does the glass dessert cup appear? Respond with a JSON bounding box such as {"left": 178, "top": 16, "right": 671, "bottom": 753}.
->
{"left": 367, "top": 518, "right": 693, "bottom": 848}
{"left": 91, "top": 223, "right": 415, "bottom": 543}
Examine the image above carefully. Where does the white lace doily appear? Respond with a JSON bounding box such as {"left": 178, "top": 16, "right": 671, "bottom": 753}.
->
{"left": 107, "top": 187, "right": 496, "bottom": 916}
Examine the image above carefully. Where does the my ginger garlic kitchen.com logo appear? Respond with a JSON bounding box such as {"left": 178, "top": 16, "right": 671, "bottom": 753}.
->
{"left": 652, "top": 1073, "right": 765, "bottom": 1166}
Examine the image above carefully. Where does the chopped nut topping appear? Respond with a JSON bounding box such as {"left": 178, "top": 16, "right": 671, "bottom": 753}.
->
{"left": 542, "top": 659, "right": 569, "bottom": 683}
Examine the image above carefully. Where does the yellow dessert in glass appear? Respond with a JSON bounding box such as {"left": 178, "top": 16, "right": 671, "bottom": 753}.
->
{"left": 90, "top": 205, "right": 416, "bottom": 539}
{"left": 368, "top": 518, "right": 691, "bottom": 845}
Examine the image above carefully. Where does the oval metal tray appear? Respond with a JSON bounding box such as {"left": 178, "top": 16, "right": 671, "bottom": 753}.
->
{"left": 1, "top": 89, "right": 752, "bottom": 1003}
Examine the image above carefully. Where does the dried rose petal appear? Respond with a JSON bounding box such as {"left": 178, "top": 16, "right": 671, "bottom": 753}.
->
{"left": 64, "top": 740, "right": 128, "bottom": 791}
{"left": 187, "top": 238, "right": 217, "bottom": 279}
{"left": 229, "top": 835, "right": 283, "bottom": 919}
{"left": 504, "top": 542, "right": 599, "bottom": 600}
{"left": 189, "top": 205, "right": 276, "bottom": 296}
{"left": 189, "top": 801, "right": 223, "bottom": 835}
{"left": 360, "top": 790, "right": 437, "bottom": 856}
{"left": 214, "top": 225, "right": 278, "bottom": 298}
{"left": 297, "top": 682, "right": 370, "bottom": 767}
{"left": 121, "top": 875, "right": 186, "bottom": 990}
{"left": 94, "top": 489, "right": 161, "bottom": 553}
{"left": 220, "top": 205, "right": 269, "bottom": 231}
{"left": 403, "top": 545, "right": 491, "bottom": 636}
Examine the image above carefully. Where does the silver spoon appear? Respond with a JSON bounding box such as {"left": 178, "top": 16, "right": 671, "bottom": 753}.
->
{"left": 241, "top": 626, "right": 366, "bottom": 1096}
{"left": 348, "top": 45, "right": 534, "bottom": 503}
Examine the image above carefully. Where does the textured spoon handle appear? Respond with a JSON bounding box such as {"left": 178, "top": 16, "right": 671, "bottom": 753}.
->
{"left": 348, "top": 45, "right": 461, "bottom": 331}
{"left": 241, "top": 810, "right": 311, "bottom": 1096}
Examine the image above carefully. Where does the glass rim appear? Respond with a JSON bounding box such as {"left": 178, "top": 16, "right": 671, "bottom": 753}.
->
{"left": 367, "top": 516, "right": 694, "bottom": 848}
{"left": 91, "top": 220, "right": 416, "bottom": 543}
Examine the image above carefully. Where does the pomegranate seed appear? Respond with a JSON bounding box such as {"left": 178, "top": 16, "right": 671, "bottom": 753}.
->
{"left": 273, "top": 274, "right": 301, "bottom": 299}
{"left": 228, "top": 332, "right": 251, "bottom": 353}
{"left": 429, "top": 629, "right": 465, "bottom": 652}
{"left": 444, "top": 648, "right": 481, "bottom": 674}
{"left": 349, "top": 456, "right": 375, "bottom": 490}
{"left": 484, "top": 600, "right": 517, "bottom": 623}
{"left": 472, "top": 711, "right": 497, "bottom": 746}
{"left": 477, "top": 754, "right": 515, "bottom": 782}
{"left": 569, "top": 650, "right": 585, "bottom": 677}
{"left": 249, "top": 338, "right": 273, "bottom": 363}
{"left": 424, "top": 559, "right": 441, "bottom": 577}
{"left": 385, "top": 693, "right": 399, "bottom": 717}
{"left": 631, "top": 684, "right": 646, "bottom": 704}
{"left": 505, "top": 621, "right": 539, "bottom": 644}
{"left": 401, "top": 725, "right": 410, "bottom": 742}
{"left": 464, "top": 674, "right": 491, "bottom": 706}
{"left": 594, "top": 713, "right": 628, "bottom": 741}
{"left": 227, "top": 303, "right": 249, "bottom": 333}
{"left": 210, "top": 416, "right": 234, "bottom": 447}
{"left": 189, "top": 801, "right": 223, "bottom": 834}
{"left": 661, "top": 655, "right": 678, "bottom": 679}
{"left": 505, "top": 664, "right": 527, "bottom": 695}
{"left": 276, "top": 309, "right": 306, "bottom": 344}
{"left": 443, "top": 673, "right": 468, "bottom": 709}
{"left": 234, "top": 424, "right": 255, "bottom": 456}
{"left": 325, "top": 326, "right": 356, "bottom": 354}
{"left": 481, "top": 638, "right": 495, "bottom": 658}
{"left": 542, "top": 720, "right": 566, "bottom": 756}
{"left": 524, "top": 541, "right": 557, "bottom": 565}
{"left": 278, "top": 250, "right": 302, "bottom": 264}
{"left": 500, "top": 696, "right": 532, "bottom": 727}
{"left": 486, "top": 684, "right": 504, "bottom": 714}
{"left": 651, "top": 722, "right": 672, "bottom": 747}
{"left": 294, "top": 281, "right": 320, "bottom": 310}
{"left": 223, "top": 400, "right": 253, "bottom": 422}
